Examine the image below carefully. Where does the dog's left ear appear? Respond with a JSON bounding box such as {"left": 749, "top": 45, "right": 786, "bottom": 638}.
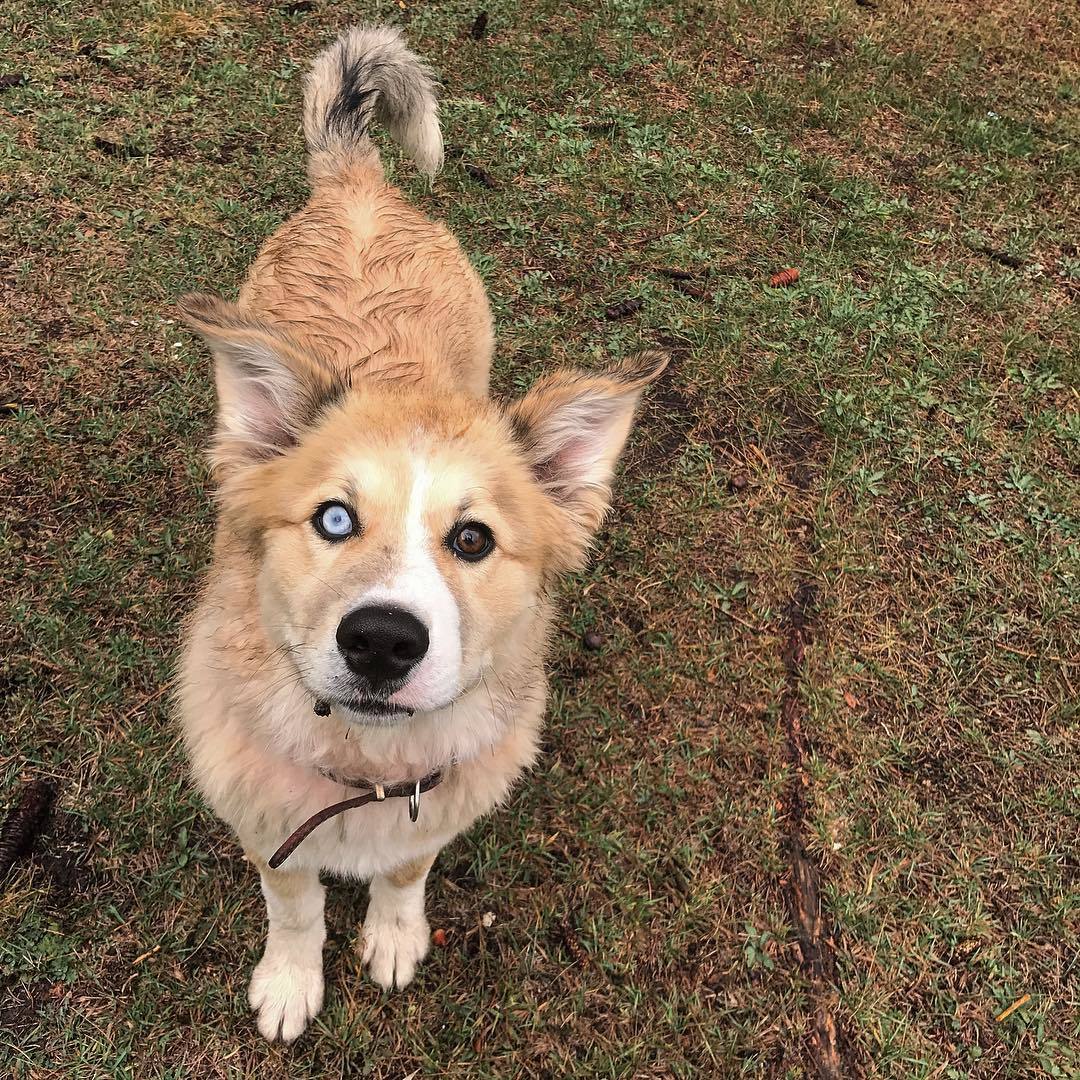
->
{"left": 508, "top": 352, "right": 667, "bottom": 569}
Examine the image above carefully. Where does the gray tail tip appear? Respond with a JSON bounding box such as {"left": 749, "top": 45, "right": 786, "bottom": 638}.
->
{"left": 303, "top": 24, "right": 444, "bottom": 177}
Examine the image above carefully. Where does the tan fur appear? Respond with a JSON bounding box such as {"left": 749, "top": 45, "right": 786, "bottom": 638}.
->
{"left": 386, "top": 853, "right": 438, "bottom": 890}
{"left": 238, "top": 177, "right": 493, "bottom": 397}
{"left": 175, "top": 25, "right": 664, "bottom": 1043}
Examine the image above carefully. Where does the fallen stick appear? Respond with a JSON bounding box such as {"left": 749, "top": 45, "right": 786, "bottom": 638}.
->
{"left": 628, "top": 209, "right": 708, "bottom": 248}
{"left": 995, "top": 993, "right": 1031, "bottom": 1023}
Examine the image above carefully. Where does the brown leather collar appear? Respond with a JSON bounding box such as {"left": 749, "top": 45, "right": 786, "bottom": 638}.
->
{"left": 268, "top": 769, "right": 443, "bottom": 869}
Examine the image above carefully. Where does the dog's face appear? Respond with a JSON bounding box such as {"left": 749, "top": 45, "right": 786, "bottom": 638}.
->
{"left": 181, "top": 294, "right": 664, "bottom": 726}
{"left": 236, "top": 399, "right": 554, "bottom": 723}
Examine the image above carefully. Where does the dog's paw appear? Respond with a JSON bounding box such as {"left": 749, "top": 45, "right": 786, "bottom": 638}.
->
{"left": 248, "top": 950, "right": 325, "bottom": 1043}
{"left": 361, "top": 911, "right": 430, "bottom": 990}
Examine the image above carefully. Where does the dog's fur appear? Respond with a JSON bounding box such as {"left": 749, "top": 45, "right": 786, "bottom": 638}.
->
{"left": 177, "top": 25, "right": 665, "bottom": 1042}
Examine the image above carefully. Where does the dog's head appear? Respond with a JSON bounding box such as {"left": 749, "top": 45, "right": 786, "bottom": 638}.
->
{"left": 181, "top": 294, "right": 665, "bottom": 725}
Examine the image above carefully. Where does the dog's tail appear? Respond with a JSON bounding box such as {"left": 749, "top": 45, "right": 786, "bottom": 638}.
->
{"left": 302, "top": 25, "right": 443, "bottom": 184}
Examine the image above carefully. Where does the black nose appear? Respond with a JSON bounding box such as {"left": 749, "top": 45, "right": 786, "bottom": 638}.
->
{"left": 336, "top": 607, "right": 429, "bottom": 691}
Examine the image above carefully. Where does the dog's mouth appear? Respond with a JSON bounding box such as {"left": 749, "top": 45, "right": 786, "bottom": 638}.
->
{"left": 309, "top": 668, "right": 484, "bottom": 723}
{"left": 346, "top": 697, "right": 414, "bottom": 718}
{"left": 316, "top": 695, "right": 415, "bottom": 720}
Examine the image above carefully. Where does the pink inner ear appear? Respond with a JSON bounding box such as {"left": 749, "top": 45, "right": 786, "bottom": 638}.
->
{"left": 546, "top": 433, "right": 602, "bottom": 481}
{"left": 531, "top": 396, "right": 624, "bottom": 492}
{"left": 243, "top": 391, "right": 296, "bottom": 448}
{"left": 220, "top": 359, "right": 303, "bottom": 455}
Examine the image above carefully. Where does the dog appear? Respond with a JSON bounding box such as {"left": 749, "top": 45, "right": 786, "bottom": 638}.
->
{"left": 176, "top": 24, "right": 665, "bottom": 1043}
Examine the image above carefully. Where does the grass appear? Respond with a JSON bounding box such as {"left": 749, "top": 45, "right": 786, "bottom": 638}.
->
{"left": 1, "top": 0, "right": 1077, "bottom": 1076}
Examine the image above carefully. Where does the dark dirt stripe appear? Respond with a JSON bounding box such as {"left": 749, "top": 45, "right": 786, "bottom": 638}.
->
{"left": 780, "top": 581, "right": 851, "bottom": 1079}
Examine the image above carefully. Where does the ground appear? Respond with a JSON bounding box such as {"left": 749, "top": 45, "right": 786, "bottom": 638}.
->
{"left": 1, "top": 1, "right": 1077, "bottom": 1077}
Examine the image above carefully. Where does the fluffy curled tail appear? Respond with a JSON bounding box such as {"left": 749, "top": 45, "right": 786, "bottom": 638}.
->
{"left": 302, "top": 25, "right": 443, "bottom": 181}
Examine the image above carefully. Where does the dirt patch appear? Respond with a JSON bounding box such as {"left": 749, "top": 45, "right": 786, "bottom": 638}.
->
{"left": 785, "top": 27, "right": 852, "bottom": 67}
{"left": 0, "top": 978, "right": 56, "bottom": 1043}
{"left": 623, "top": 369, "right": 700, "bottom": 475}
{"left": 776, "top": 397, "right": 826, "bottom": 492}
{"left": 30, "top": 808, "right": 103, "bottom": 916}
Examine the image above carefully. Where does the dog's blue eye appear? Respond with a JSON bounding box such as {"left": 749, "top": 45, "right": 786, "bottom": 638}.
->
{"left": 313, "top": 502, "right": 356, "bottom": 541}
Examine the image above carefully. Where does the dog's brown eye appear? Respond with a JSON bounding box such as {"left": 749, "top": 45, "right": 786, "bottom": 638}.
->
{"left": 448, "top": 522, "right": 494, "bottom": 562}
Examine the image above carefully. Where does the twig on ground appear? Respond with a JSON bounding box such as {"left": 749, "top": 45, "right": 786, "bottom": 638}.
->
{"left": 995, "top": 993, "right": 1031, "bottom": 1023}
{"left": 628, "top": 209, "right": 708, "bottom": 248}
{"left": 121, "top": 679, "right": 175, "bottom": 724}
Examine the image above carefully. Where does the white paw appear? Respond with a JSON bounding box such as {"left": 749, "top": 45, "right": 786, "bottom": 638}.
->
{"left": 361, "top": 912, "right": 430, "bottom": 990}
{"left": 248, "top": 950, "right": 324, "bottom": 1043}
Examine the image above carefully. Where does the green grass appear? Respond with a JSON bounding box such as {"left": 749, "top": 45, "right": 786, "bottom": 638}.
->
{"left": 1, "top": 1, "right": 1077, "bottom": 1076}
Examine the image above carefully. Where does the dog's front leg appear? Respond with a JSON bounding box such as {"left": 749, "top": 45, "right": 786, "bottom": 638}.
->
{"left": 361, "top": 853, "right": 436, "bottom": 990}
{"left": 246, "top": 856, "right": 326, "bottom": 1042}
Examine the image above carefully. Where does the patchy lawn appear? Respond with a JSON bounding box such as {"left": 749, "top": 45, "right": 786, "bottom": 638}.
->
{"left": 1, "top": 0, "right": 1077, "bottom": 1076}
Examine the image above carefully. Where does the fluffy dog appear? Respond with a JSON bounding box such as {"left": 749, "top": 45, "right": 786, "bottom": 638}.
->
{"left": 177, "top": 25, "right": 665, "bottom": 1042}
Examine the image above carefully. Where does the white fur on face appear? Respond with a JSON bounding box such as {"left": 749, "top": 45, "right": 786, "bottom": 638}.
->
{"left": 325, "top": 457, "right": 463, "bottom": 717}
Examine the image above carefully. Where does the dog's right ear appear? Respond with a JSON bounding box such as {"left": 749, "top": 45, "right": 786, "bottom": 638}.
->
{"left": 179, "top": 294, "right": 339, "bottom": 470}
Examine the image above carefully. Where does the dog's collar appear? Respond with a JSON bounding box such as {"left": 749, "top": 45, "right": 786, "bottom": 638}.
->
{"left": 268, "top": 768, "right": 443, "bottom": 870}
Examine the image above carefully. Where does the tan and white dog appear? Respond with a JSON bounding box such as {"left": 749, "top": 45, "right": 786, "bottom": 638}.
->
{"left": 177, "top": 25, "right": 664, "bottom": 1043}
